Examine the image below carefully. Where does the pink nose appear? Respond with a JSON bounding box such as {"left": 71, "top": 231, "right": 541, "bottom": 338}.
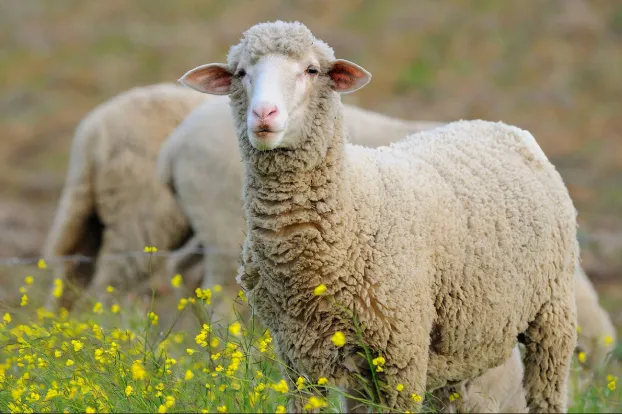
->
{"left": 252, "top": 103, "right": 278, "bottom": 121}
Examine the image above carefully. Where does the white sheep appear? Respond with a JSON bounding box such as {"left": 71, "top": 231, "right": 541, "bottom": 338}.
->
{"left": 159, "top": 96, "right": 614, "bottom": 386}
{"left": 44, "top": 83, "right": 209, "bottom": 310}
{"left": 178, "top": 21, "right": 578, "bottom": 413}
{"left": 574, "top": 262, "right": 617, "bottom": 368}
{"left": 160, "top": 97, "right": 532, "bottom": 413}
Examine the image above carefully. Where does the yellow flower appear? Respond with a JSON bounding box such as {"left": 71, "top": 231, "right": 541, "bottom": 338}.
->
{"left": 37, "top": 259, "right": 47, "bottom": 269}
{"left": 125, "top": 385, "right": 133, "bottom": 396}
{"left": 608, "top": 380, "right": 616, "bottom": 391}
{"left": 275, "top": 405, "right": 286, "bottom": 414}
{"left": 449, "top": 392, "right": 460, "bottom": 402}
{"left": 171, "top": 274, "right": 183, "bottom": 288}
{"left": 111, "top": 304, "right": 120, "bottom": 314}
{"left": 54, "top": 350, "right": 62, "bottom": 358}
{"left": 85, "top": 407, "right": 96, "bottom": 413}
{"left": 296, "top": 376, "right": 305, "bottom": 390}
{"left": 66, "top": 359, "right": 74, "bottom": 367}
{"left": 44, "top": 389, "right": 58, "bottom": 401}
{"left": 195, "top": 288, "right": 212, "bottom": 303}
{"left": 165, "top": 395, "right": 175, "bottom": 408}
{"left": 396, "top": 383, "right": 404, "bottom": 392}
{"left": 607, "top": 375, "right": 618, "bottom": 382}
{"left": 144, "top": 246, "right": 158, "bottom": 253}
{"left": 106, "top": 285, "right": 115, "bottom": 293}
{"left": 372, "top": 356, "right": 386, "bottom": 372}
{"left": 229, "top": 321, "right": 241, "bottom": 337}
{"left": 303, "top": 396, "right": 328, "bottom": 410}
{"left": 185, "top": 370, "right": 194, "bottom": 381}
{"left": 211, "top": 337, "right": 219, "bottom": 348}
{"left": 2, "top": 313, "right": 11, "bottom": 323}
{"left": 131, "top": 360, "right": 146, "bottom": 380}
{"left": 604, "top": 335, "right": 614, "bottom": 346}
{"left": 20, "top": 294, "right": 28, "bottom": 307}
{"left": 411, "top": 393, "right": 423, "bottom": 403}
{"left": 576, "top": 325, "right": 582, "bottom": 334}
{"left": 158, "top": 405, "right": 167, "bottom": 413}
{"left": 217, "top": 406, "right": 227, "bottom": 413}
{"left": 148, "top": 311, "right": 159, "bottom": 326}
{"left": 52, "top": 279, "right": 63, "bottom": 298}
{"left": 318, "top": 377, "right": 329, "bottom": 385}
{"left": 177, "top": 298, "right": 188, "bottom": 311}
{"left": 578, "top": 351, "right": 586, "bottom": 364}
{"left": 186, "top": 348, "right": 196, "bottom": 356}
{"left": 313, "top": 284, "right": 327, "bottom": 296}
{"left": 71, "top": 340, "right": 84, "bottom": 352}
{"left": 273, "top": 379, "right": 289, "bottom": 393}
{"left": 93, "top": 302, "right": 103, "bottom": 314}
{"left": 24, "top": 276, "right": 34, "bottom": 285}
{"left": 331, "top": 331, "right": 346, "bottom": 347}
{"left": 213, "top": 284, "right": 223, "bottom": 293}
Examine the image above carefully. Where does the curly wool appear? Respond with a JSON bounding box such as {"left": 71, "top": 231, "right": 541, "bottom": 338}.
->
{"left": 231, "top": 22, "right": 578, "bottom": 413}
{"left": 227, "top": 21, "right": 335, "bottom": 72}
{"left": 44, "top": 83, "right": 209, "bottom": 310}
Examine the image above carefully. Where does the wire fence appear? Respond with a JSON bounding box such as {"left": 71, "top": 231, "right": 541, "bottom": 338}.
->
{"left": 0, "top": 246, "right": 240, "bottom": 267}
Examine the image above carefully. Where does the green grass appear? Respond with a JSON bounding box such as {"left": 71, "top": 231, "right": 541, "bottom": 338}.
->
{"left": 0, "top": 265, "right": 620, "bottom": 413}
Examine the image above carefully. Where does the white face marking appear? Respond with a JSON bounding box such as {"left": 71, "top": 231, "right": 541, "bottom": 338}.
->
{"left": 239, "top": 54, "right": 319, "bottom": 150}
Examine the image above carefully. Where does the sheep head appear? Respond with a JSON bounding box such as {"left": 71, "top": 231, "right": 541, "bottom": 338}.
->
{"left": 179, "top": 21, "right": 371, "bottom": 152}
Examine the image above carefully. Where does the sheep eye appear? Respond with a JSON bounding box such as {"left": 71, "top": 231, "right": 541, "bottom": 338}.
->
{"left": 306, "top": 66, "right": 319, "bottom": 75}
{"left": 236, "top": 69, "right": 246, "bottom": 78}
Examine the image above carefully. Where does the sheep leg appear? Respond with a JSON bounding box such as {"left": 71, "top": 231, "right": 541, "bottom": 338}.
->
{"left": 383, "top": 357, "right": 428, "bottom": 413}
{"left": 522, "top": 300, "right": 576, "bottom": 413}
{"left": 274, "top": 352, "right": 307, "bottom": 413}
{"left": 345, "top": 387, "right": 371, "bottom": 413}
{"left": 168, "top": 234, "right": 205, "bottom": 292}
{"left": 47, "top": 214, "right": 102, "bottom": 311}
{"left": 84, "top": 231, "right": 147, "bottom": 307}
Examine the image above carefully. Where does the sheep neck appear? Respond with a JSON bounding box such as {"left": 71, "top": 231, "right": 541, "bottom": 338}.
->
{"left": 243, "top": 96, "right": 354, "bottom": 318}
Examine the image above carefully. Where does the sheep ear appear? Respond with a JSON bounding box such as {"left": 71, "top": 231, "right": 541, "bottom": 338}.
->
{"left": 178, "top": 63, "right": 232, "bottom": 95}
{"left": 328, "top": 59, "right": 371, "bottom": 94}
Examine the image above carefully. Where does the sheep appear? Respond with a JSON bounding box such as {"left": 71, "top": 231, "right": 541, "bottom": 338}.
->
{"left": 178, "top": 21, "right": 578, "bottom": 413}
{"left": 157, "top": 98, "right": 529, "bottom": 412}
{"left": 43, "top": 83, "right": 210, "bottom": 310}
{"left": 433, "top": 345, "right": 527, "bottom": 413}
{"left": 157, "top": 95, "right": 442, "bottom": 313}
{"left": 159, "top": 94, "right": 614, "bottom": 378}
{"left": 574, "top": 262, "right": 617, "bottom": 369}
{"left": 435, "top": 259, "right": 616, "bottom": 413}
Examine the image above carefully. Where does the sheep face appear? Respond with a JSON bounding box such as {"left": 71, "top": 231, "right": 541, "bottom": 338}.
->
{"left": 178, "top": 21, "right": 371, "bottom": 151}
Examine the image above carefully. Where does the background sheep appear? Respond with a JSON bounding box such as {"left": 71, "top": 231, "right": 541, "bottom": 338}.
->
{"left": 575, "top": 262, "right": 617, "bottom": 368}
{"left": 180, "top": 21, "right": 578, "bottom": 412}
{"left": 43, "top": 83, "right": 209, "bottom": 310}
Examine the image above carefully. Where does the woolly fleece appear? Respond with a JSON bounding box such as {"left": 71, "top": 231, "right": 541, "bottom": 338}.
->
{"left": 434, "top": 345, "right": 527, "bottom": 413}
{"left": 574, "top": 262, "right": 617, "bottom": 368}
{"left": 224, "top": 22, "right": 578, "bottom": 413}
{"left": 44, "top": 83, "right": 209, "bottom": 309}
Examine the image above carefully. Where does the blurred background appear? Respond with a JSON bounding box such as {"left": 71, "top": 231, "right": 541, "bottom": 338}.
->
{"left": 0, "top": 0, "right": 620, "bottom": 331}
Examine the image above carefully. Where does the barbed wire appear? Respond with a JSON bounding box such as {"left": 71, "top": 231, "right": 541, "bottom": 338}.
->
{"left": 0, "top": 246, "right": 240, "bottom": 267}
